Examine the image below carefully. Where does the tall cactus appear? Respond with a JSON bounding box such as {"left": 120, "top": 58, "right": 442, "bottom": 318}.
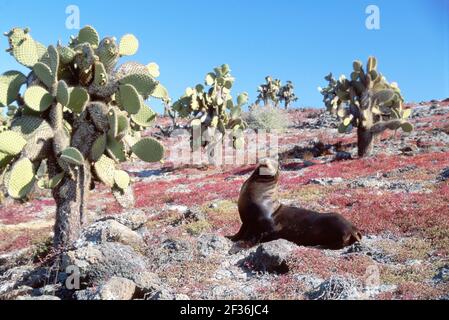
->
{"left": 278, "top": 80, "right": 298, "bottom": 109}
{"left": 172, "top": 64, "right": 248, "bottom": 149}
{"left": 320, "top": 57, "right": 413, "bottom": 157}
{"left": 256, "top": 76, "right": 281, "bottom": 107}
{"left": 0, "top": 26, "right": 167, "bottom": 248}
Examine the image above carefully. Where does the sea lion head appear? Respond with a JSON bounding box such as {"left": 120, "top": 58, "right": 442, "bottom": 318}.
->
{"left": 252, "top": 158, "right": 279, "bottom": 182}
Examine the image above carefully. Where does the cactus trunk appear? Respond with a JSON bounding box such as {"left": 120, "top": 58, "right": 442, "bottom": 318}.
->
{"left": 357, "top": 126, "right": 376, "bottom": 157}
{"left": 52, "top": 164, "right": 91, "bottom": 248}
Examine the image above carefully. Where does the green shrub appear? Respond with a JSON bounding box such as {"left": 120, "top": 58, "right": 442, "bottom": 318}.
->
{"left": 244, "top": 105, "right": 290, "bottom": 132}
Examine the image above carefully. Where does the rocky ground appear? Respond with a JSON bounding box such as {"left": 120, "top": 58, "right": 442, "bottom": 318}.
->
{"left": 0, "top": 99, "right": 448, "bottom": 300}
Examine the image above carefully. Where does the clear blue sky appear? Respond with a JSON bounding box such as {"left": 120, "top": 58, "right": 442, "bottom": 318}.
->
{"left": 0, "top": 0, "right": 448, "bottom": 113}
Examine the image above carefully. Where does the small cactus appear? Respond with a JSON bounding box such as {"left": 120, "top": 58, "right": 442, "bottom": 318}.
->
{"left": 0, "top": 26, "right": 167, "bottom": 247}
{"left": 320, "top": 57, "right": 413, "bottom": 157}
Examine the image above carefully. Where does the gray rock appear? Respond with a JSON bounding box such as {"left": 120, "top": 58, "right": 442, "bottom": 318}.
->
{"left": 197, "top": 234, "right": 233, "bottom": 258}
{"left": 433, "top": 265, "right": 449, "bottom": 284}
{"left": 307, "top": 276, "right": 360, "bottom": 300}
{"left": 62, "top": 242, "right": 160, "bottom": 294}
{"left": 310, "top": 177, "right": 344, "bottom": 186}
{"left": 99, "top": 209, "right": 149, "bottom": 230}
{"left": 438, "top": 168, "right": 449, "bottom": 182}
{"left": 75, "top": 277, "right": 136, "bottom": 300}
{"left": 243, "top": 240, "right": 296, "bottom": 273}
{"left": 76, "top": 220, "right": 144, "bottom": 249}
{"left": 150, "top": 239, "right": 194, "bottom": 266}
{"left": 0, "top": 285, "right": 33, "bottom": 300}
{"left": 0, "top": 248, "right": 34, "bottom": 274}
{"left": 17, "top": 295, "right": 61, "bottom": 300}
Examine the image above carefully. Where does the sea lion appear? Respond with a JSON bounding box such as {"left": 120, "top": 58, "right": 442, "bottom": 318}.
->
{"left": 231, "top": 158, "right": 362, "bottom": 250}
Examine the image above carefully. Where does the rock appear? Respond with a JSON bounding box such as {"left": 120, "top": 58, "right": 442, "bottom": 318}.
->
{"left": 296, "top": 274, "right": 325, "bottom": 289}
{"left": 307, "top": 276, "right": 360, "bottom": 300}
{"left": 243, "top": 240, "right": 295, "bottom": 273}
{"left": 0, "top": 285, "right": 33, "bottom": 300}
{"left": 75, "top": 277, "right": 136, "bottom": 300}
{"left": 310, "top": 177, "right": 344, "bottom": 186}
{"left": 99, "top": 209, "right": 149, "bottom": 230}
{"left": 165, "top": 205, "right": 205, "bottom": 225}
{"left": 165, "top": 204, "right": 189, "bottom": 215}
{"left": 76, "top": 220, "right": 145, "bottom": 249}
{"left": 334, "top": 151, "right": 352, "bottom": 161}
{"left": 197, "top": 234, "right": 233, "bottom": 258}
{"left": 438, "top": 168, "right": 449, "bottom": 182}
{"left": 16, "top": 295, "right": 61, "bottom": 300}
{"left": 0, "top": 248, "right": 34, "bottom": 274}
{"left": 33, "top": 284, "right": 62, "bottom": 297}
{"left": 433, "top": 265, "right": 449, "bottom": 284}
{"left": 146, "top": 289, "right": 190, "bottom": 300}
{"left": 150, "top": 239, "right": 194, "bottom": 266}
{"left": 62, "top": 242, "right": 160, "bottom": 294}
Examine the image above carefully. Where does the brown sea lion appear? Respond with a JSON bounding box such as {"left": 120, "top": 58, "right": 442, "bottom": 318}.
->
{"left": 231, "top": 158, "right": 362, "bottom": 250}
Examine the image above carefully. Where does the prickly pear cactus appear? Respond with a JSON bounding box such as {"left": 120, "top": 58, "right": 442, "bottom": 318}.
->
{"left": 319, "top": 57, "right": 413, "bottom": 157}
{"left": 256, "top": 76, "right": 282, "bottom": 107}
{"left": 0, "top": 26, "right": 167, "bottom": 247}
{"left": 172, "top": 64, "right": 248, "bottom": 149}
{"left": 278, "top": 81, "right": 298, "bottom": 109}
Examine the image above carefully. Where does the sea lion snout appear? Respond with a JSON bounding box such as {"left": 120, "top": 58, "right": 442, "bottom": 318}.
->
{"left": 258, "top": 158, "right": 279, "bottom": 177}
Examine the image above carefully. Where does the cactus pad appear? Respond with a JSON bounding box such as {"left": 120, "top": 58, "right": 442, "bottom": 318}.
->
{"left": 90, "top": 134, "right": 107, "bottom": 161}
{"left": 114, "top": 170, "right": 130, "bottom": 190}
{"left": 131, "top": 137, "right": 164, "bottom": 163}
{"left": 0, "top": 71, "right": 27, "bottom": 107}
{"left": 7, "top": 157, "right": 35, "bottom": 199}
{"left": 57, "top": 46, "right": 76, "bottom": 64}
{"left": 373, "top": 89, "right": 395, "bottom": 104}
{"left": 12, "top": 36, "right": 46, "bottom": 67}
{"left": 78, "top": 26, "right": 100, "bottom": 47}
{"left": 151, "top": 83, "right": 169, "bottom": 100}
{"left": 237, "top": 93, "right": 249, "bottom": 106}
{"left": 0, "top": 130, "right": 27, "bottom": 155}
{"left": 116, "top": 114, "right": 129, "bottom": 139}
{"left": 147, "top": 63, "right": 160, "bottom": 78}
{"left": 87, "top": 102, "right": 110, "bottom": 132}
{"left": 60, "top": 147, "right": 85, "bottom": 166}
{"left": 40, "top": 45, "right": 59, "bottom": 77}
{"left": 67, "top": 87, "right": 89, "bottom": 113}
{"left": 131, "top": 104, "right": 156, "bottom": 127}
{"left": 47, "top": 172, "right": 64, "bottom": 189}
{"left": 24, "top": 86, "right": 53, "bottom": 112}
{"left": 33, "top": 62, "right": 54, "bottom": 88}
{"left": 117, "top": 84, "right": 142, "bottom": 115}
{"left": 108, "top": 108, "right": 118, "bottom": 138}
{"left": 57, "top": 81, "right": 70, "bottom": 106}
{"left": 119, "top": 73, "right": 157, "bottom": 97}
{"left": 119, "top": 34, "right": 139, "bottom": 56}
{"left": 94, "top": 61, "right": 108, "bottom": 86}
{"left": 94, "top": 155, "right": 116, "bottom": 187}
{"left": 106, "top": 136, "right": 126, "bottom": 162}
{"left": 401, "top": 122, "right": 414, "bottom": 133}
